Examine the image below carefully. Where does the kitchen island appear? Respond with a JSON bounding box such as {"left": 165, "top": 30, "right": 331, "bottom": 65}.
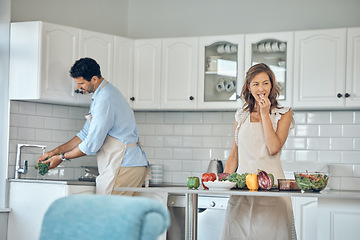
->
{"left": 114, "top": 186, "right": 360, "bottom": 240}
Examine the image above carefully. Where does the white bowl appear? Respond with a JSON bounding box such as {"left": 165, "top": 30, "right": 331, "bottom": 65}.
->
{"left": 203, "top": 181, "right": 236, "bottom": 190}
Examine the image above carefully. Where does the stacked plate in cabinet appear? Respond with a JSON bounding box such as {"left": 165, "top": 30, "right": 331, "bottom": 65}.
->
{"left": 149, "top": 164, "right": 164, "bottom": 184}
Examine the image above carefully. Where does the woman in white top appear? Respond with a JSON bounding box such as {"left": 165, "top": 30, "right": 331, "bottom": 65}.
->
{"left": 221, "top": 63, "right": 296, "bottom": 240}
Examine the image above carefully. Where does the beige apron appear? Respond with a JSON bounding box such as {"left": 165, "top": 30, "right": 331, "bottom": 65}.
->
{"left": 221, "top": 115, "right": 296, "bottom": 240}
{"left": 96, "top": 135, "right": 147, "bottom": 195}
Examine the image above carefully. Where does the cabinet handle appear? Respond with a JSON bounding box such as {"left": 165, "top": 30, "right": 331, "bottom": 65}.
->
{"left": 345, "top": 93, "right": 350, "bottom": 98}
{"left": 189, "top": 96, "right": 194, "bottom": 101}
{"left": 130, "top": 97, "right": 135, "bottom": 101}
{"left": 337, "top": 93, "right": 343, "bottom": 98}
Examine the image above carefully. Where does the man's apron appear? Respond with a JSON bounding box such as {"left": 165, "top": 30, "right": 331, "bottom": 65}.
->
{"left": 221, "top": 115, "right": 296, "bottom": 240}
{"left": 96, "top": 135, "right": 144, "bottom": 195}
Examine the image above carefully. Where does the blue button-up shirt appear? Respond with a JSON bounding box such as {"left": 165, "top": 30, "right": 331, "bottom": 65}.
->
{"left": 77, "top": 80, "right": 148, "bottom": 167}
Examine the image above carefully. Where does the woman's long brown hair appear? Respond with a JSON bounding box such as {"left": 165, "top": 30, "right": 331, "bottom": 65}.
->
{"left": 241, "top": 63, "right": 281, "bottom": 113}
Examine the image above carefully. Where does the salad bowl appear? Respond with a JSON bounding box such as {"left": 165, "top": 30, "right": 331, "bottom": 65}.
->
{"left": 294, "top": 172, "right": 330, "bottom": 193}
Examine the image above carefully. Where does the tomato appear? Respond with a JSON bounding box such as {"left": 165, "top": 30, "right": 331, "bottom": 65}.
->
{"left": 201, "top": 173, "right": 217, "bottom": 189}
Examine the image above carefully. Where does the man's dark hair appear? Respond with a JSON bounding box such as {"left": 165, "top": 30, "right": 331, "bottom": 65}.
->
{"left": 69, "top": 58, "right": 102, "bottom": 81}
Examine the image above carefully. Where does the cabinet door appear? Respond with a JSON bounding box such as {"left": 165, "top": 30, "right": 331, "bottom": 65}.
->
{"left": 41, "top": 23, "right": 79, "bottom": 103}
{"left": 133, "top": 39, "right": 161, "bottom": 109}
{"left": 293, "top": 28, "right": 347, "bottom": 109}
{"left": 113, "top": 36, "right": 134, "bottom": 106}
{"left": 79, "top": 30, "right": 114, "bottom": 105}
{"left": 346, "top": 27, "right": 360, "bottom": 108}
{"left": 293, "top": 197, "right": 318, "bottom": 240}
{"left": 245, "top": 31, "right": 294, "bottom": 107}
{"left": 198, "top": 35, "right": 245, "bottom": 110}
{"left": 161, "top": 37, "right": 198, "bottom": 109}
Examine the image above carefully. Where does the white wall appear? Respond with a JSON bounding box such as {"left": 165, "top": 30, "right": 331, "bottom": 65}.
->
{"left": 127, "top": 0, "right": 360, "bottom": 38}
{"left": 10, "top": 0, "right": 360, "bottom": 39}
{"left": 11, "top": 0, "right": 129, "bottom": 36}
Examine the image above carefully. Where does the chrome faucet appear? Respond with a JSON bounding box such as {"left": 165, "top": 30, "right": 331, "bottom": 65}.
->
{"left": 15, "top": 144, "right": 46, "bottom": 179}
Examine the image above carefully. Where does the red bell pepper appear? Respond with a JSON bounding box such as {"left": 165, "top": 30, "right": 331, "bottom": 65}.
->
{"left": 201, "top": 173, "right": 216, "bottom": 189}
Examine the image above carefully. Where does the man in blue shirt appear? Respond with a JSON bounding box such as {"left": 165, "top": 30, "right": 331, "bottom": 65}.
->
{"left": 38, "top": 58, "right": 148, "bottom": 194}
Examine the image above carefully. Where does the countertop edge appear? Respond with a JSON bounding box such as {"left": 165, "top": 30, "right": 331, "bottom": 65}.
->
{"left": 114, "top": 187, "right": 360, "bottom": 199}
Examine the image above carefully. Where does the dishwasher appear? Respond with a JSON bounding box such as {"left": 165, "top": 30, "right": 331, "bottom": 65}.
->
{"left": 167, "top": 194, "right": 229, "bottom": 240}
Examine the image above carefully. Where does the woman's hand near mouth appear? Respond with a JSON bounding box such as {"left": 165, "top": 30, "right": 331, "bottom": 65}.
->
{"left": 256, "top": 94, "right": 271, "bottom": 116}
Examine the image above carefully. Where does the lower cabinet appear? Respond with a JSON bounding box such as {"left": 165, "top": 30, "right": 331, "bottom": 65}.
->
{"left": 317, "top": 198, "right": 360, "bottom": 240}
{"left": 7, "top": 181, "right": 95, "bottom": 240}
{"left": 292, "top": 197, "right": 318, "bottom": 240}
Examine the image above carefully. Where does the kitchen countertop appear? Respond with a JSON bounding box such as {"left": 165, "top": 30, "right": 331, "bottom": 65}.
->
{"left": 114, "top": 186, "right": 360, "bottom": 199}
{"left": 8, "top": 179, "right": 96, "bottom": 186}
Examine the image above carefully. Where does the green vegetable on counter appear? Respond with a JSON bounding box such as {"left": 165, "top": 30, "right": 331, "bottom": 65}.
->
{"left": 227, "top": 172, "right": 248, "bottom": 189}
{"left": 35, "top": 161, "right": 50, "bottom": 176}
{"left": 187, "top": 177, "right": 200, "bottom": 190}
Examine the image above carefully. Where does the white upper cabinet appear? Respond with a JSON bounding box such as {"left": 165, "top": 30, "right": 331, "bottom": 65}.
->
{"left": 9, "top": 21, "right": 82, "bottom": 105}
{"left": 133, "top": 39, "right": 162, "bottom": 109}
{"left": 198, "top": 35, "right": 244, "bottom": 110}
{"left": 161, "top": 37, "right": 198, "bottom": 109}
{"left": 78, "top": 30, "right": 114, "bottom": 105}
{"left": 79, "top": 30, "right": 114, "bottom": 81}
{"left": 346, "top": 27, "right": 360, "bottom": 108}
{"left": 293, "top": 28, "right": 347, "bottom": 109}
{"left": 245, "top": 31, "right": 294, "bottom": 108}
{"left": 112, "top": 36, "right": 134, "bottom": 106}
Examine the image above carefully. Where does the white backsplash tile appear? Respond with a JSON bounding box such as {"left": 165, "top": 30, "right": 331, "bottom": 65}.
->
{"left": 307, "top": 112, "right": 331, "bottom": 124}
{"left": 163, "top": 136, "right": 182, "bottom": 147}
{"left": 328, "top": 164, "right": 353, "bottom": 177}
{"left": 293, "top": 112, "right": 306, "bottom": 124}
{"left": 27, "top": 116, "right": 44, "bottom": 129}
{"left": 146, "top": 112, "right": 164, "bottom": 123}
{"left": 295, "top": 125, "right": 319, "bottom": 137}
{"left": 11, "top": 114, "right": 27, "bottom": 127}
{"left": 35, "top": 129, "right": 52, "bottom": 142}
{"left": 134, "top": 112, "right": 146, "bottom": 123}
{"left": 192, "top": 125, "right": 212, "bottom": 136}
{"left": 19, "top": 102, "right": 36, "bottom": 115}
{"left": 184, "top": 112, "right": 202, "bottom": 123}
{"left": 341, "top": 151, "right": 360, "bottom": 163}
{"left": 319, "top": 125, "right": 342, "bottom": 137}
{"left": 331, "top": 111, "right": 353, "bottom": 124}
{"left": 307, "top": 138, "right": 330, "bottom": 150}
{"left": 182, "top": 160, "right": 202, "bottom": 172}
{"left": 203, "top": 112, "right": 223, "bottom": 123}
{"left": 354, "top": 138, "right": 360, "bottom": 150}
{"left": 318, "top": 150, "right": 341, "bottom": 163}
{"left": 340, "top": 177, "right": 360, "bottom": 191}
{"left": 18, "top": 128, "right": 36, "bottom": 141}
{"left": 155, "top": 124, "right": 174, "bottom": 135}
{"left": 222, "top": 112, "right": 235, "bottom": 123}
{"left": 173, "top": 148, "right": 192, "bottom": 159}
{"left": 212, "top": 124, "right": 233, "bottom": 136}
{"left": 183, "top": 136, "right": 202, "bottom": 148}
{"left": 173, "top": 124, "right": 192, "bottom": 135}
{"left": 295, "top": 150, "right": 318, "bottom": 162}
{"left": 343, "top": 125, "right": 360, "bottom": 137}
{"left": 154, "top": 148, "right": 173, "bottom": 159}
{"left": 44, "top": 117, "right": 62, "bottom": 130}
{"left": 202, "top": 136, "right": 222, "bottom": 148}
{"left": 330, "top": 138, "right": 353, "bottom": 151}
{"left": 36, "top": 103, "right": 53, "bottom": 116}
{"left": 52, "top": 105, "right": 69, "bottom": 118}
{"left": 353, "top": 165, "right": 360, "bottom": 177}
{"left": 7, "top": 101, "right": 360, "bottom": 190}
{"left": 164, "top": 112, "right": 184, "bottom": 123}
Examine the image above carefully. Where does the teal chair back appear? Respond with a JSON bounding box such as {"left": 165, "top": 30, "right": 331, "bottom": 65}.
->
{"left": 39, "top": 195, "right": 170, "bottom": 240}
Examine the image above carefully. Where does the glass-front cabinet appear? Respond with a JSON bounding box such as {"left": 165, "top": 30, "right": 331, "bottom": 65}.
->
{"left": 245, "top": 32, "right": 294, "bottom": 107}
{"left": 198, "top": 35, "right": 245, "bottom": 109}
